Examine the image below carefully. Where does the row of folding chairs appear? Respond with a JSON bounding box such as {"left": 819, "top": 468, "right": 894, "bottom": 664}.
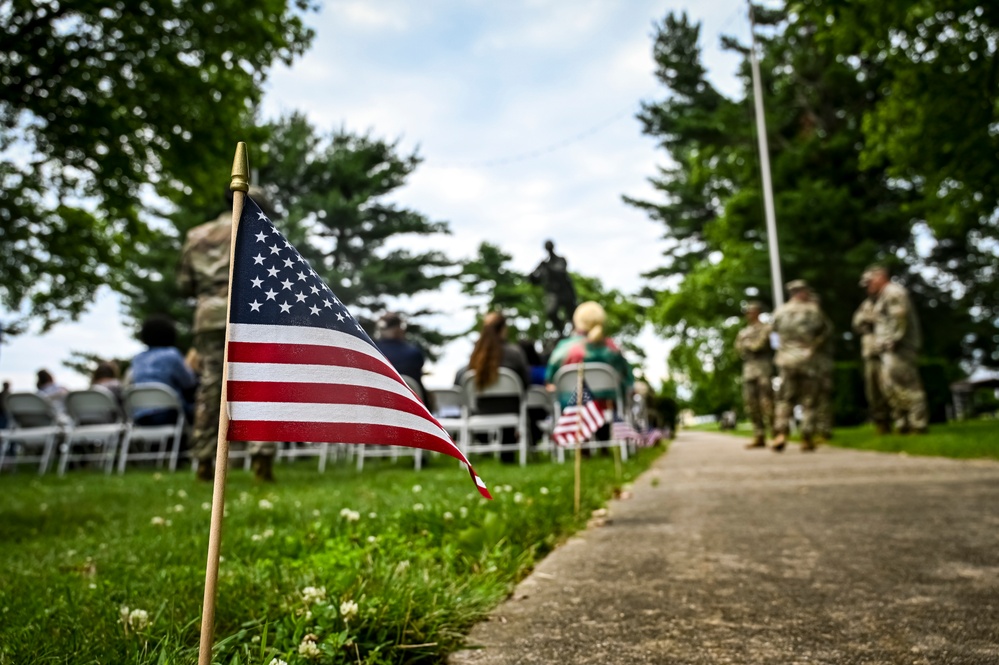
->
{"left": 355, "top": 363, "right": 636, "bottom": 470}
{"left": 0, "top": 384, "right": 185, "bottom": 476}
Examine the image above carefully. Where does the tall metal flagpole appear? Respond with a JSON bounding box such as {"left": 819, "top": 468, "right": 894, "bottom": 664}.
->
{"left": 198, "top": 141, "right": 249, "bottom": 665}
{"left": 747, "top": 2, "right": 784, "bottom": 309}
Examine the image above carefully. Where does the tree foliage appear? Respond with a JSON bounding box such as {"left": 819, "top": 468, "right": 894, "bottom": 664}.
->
{"left": 630, "top": 6, "right": 986, "bottom": 412}
{"left": 0, "top": 0, "right": 316, "bottom": 330}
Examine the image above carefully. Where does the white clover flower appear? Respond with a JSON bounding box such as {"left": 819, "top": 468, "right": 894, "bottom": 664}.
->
{"left": 367, "top": 535, "right": 377, "bottom": 543}
{"left": 340, "top": 599, "right": 359, "bottom": 621}
{"left": 262, "top": 528, "right": 274, "bottom": 538}
{"left": 176, "top": 489, "right": 188, "bottom": 499}
{"left": 294, "top": 500, "right": 302, "bottom": 508}
{"left": 258, "top": 499, "right": 274, "bottom": 510}
{"left": 298, "top": 637, "right": 322, "bottom": 660}
{"left": 119, "top": 606, "right": 130, "bottom": 623}
{"left": 239, "top": 491, "right": 249, "bottom": 502}
{"left": 395, "top": 560, "right": 410, "bottom": 573}
{"left": 443, "top": 511, "right": 454, "bottom": 521}
{"left": 152, "top": 472, "right": 162, "bottom": 481}
{"left": 513, "top": 492, "right": 524, "bottom": 503}
{"left": 339, "top": 508, "right": 360, "bottom": 522}
{"left": 165, "top": 519, "right": 173, "bottom": 526}
{"left": 201, "top": 502, "right": 211, "bottom": 511}
{"left": 368, "top": 511, "right": 377, "bottom": 519}
{"left": 301, "top": 586, "right": 327, "bottom": 606}
{"left": 172, "top": 504, "right": 184, "bottom": 512}
{"left": 540, "top": 487, "right": 550, "bottom": 495}
{"left": 127, "top": 608, "right": 150, "bottom": 631}
{"left": 502, "top": 484, "right": 513, "bottom": 493}
{"left": 312, "top": 509, "right": 321, "bottom": 517}
{"left": 269, "top": 659, "right": 289, "bottom": 665}
{"left": 251, "top": 533, "right": 262, "bottom": 542}
{"left": 459, "top": 506, "right": 468, "bottom": 518}
{"left": 39, "top": 503, "right": 48, "bottom": 511}
{"left": 251, "top": 635, "right": 260, "bottom": 643}
{"left": 150, "top": 516, "right": 166, "bottom": 526}
{"left": 413, "top": 503, "right": 424, "bottom": 512}
{"left": 412, "top": 484, "right": 422, "bottom": 493}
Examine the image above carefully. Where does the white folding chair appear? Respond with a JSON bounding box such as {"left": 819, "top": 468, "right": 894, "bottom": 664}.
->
{"left": 526, "top": 385, "right": 556, "bottom": 458}
{"left": 278, "top": 441, "right": 332, "bottom": 472}
{"left": 1, "top": 392, "right": 67, "bottom": 475}
{"left": 428, "top": 387, "right": 468, "bottom": 452}
{"left": 355, "top": 374, "right": 425, "bottom": 472}
{"left": 459, "top": 367, "right": 528, "bottom": 466}
{"left": 119, "top": 383, "right": 186, "bottom": 473}
{"left": 552, "top": 363, "right": 629, "bottom": 461}
{"left": 60, "top": 388, "right": 127, "bottom": 475}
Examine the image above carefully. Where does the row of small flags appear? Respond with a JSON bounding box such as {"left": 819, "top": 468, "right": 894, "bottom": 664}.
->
{"left": 551, "top": 381, "right": 663, "bottom": 448}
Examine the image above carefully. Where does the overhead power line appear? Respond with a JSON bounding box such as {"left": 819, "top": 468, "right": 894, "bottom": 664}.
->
{"left": 427, "top": 104, "right": 640, "bottom": 170}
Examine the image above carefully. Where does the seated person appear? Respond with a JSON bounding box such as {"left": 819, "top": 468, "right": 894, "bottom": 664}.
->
{"left": 373, "top": 312, "right": 428, "bottom": 404}
{"left": 36, "top": 368, "right": 69, "bottom": 416}
{"left": 545, "top": 301, "right": 634, "bottom": 438}
{"left": 91, "top": 360, "right": 124, "bottom": 405}
{"left": 128, "top": 315, "right": 197, "bottom": 425}
{"left": 457, "top": 312, "right": 529, "bottom": 462}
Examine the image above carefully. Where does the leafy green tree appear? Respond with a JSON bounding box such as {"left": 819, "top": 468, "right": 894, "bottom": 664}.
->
{"left": 808, "top": 0, "right": 999, "bottom": 364}
{"left": 456, "top": 242, "right": 648, "bottom": 365}
{"left": 256, "top": 113, "right": 457, "bottom": 356}
{"left": 629, "top": 8, "right": 971, "bottom": 413}
{"left": 0, "top": 0, "right": 316, "bottom": 331}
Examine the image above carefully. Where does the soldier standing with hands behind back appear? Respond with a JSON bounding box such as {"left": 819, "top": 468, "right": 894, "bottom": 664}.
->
{"left": 735, "top": 301, "right": 774, "bottom": 449}
{"left": 770, "top": 280, "right": 832, "bottom": 452}
{"left": 179, "top": 188, "right": 278, "bottom": 482}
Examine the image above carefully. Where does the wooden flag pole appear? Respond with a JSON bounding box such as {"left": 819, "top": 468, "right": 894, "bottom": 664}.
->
{"left": 573, "top": 365, "right": 584, "bottom": 517}
{"left": 198, "top": 141, "right": 249, "bottom": 665}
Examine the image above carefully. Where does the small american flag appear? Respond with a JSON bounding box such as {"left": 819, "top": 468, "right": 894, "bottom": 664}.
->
{"left": 552, "top": 382, "right": 606, "bottom": 447}
{"left": 644, "top": 427, "right": 665, "bottom": 447}
{"left": 611, "top": 418, "right": 640, "bottom": 443}
{"left": 225, "top": 196, "right": 491, "bottom": 499}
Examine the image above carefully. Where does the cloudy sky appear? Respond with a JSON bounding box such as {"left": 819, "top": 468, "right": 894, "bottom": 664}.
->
{"left": 3, "top": 0, "right": 753, "bottom": 391}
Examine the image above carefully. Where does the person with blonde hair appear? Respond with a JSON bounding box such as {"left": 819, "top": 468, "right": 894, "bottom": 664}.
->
{"left": 545, "top": 301, "right": 633, "bottom": 406}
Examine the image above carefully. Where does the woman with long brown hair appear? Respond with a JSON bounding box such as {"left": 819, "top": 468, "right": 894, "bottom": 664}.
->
{"left": 468, "top": 311, "right": 530, "bottom": 390}
{"left": 460, "top": 311, "right": 530, "bottom": 463}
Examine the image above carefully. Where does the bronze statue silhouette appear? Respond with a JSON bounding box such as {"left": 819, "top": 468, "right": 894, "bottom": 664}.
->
{"left": 529, "top": 240, "right": 577, "bottom": 336}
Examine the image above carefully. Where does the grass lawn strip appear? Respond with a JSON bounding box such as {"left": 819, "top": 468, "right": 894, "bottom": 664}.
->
{"left": 0, "top": 447, "right": 663, "bottom": 664}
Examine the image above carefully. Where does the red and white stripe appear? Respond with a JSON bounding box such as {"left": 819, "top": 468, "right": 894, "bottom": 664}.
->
{"left": 552, "top": 401, "right": 605, "bottom": 447}
{"left": 225, "top": 323, "right": 491, "bottom": 498}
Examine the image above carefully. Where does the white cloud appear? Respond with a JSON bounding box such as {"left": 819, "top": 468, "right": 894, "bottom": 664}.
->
{"left": 5, "top": 0, "right": 754, "bottom": 390}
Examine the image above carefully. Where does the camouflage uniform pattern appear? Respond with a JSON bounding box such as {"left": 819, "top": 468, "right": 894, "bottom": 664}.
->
{"left": 812, "top": 312, "right": 835, "bottom": 439}
{"left": 735, "top": 321, "right": 774, "bottom": 439}
{"left": 771, "top": 299, "right": 832, "bottom": 440}
{"left": 872, "top": 282, "right": 928, "bottom": 431}
{"left": 179, "top": 212, "right": 276, "bottom": 463}
{"left": 852, "top": 297, "right": 889, "bottom": 428}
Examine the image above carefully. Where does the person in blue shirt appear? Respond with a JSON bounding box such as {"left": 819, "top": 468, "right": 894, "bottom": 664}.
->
{"left": 373, "top": 313, "right": 427, "bottom": 402}
{"left": 128, "top": 315, "right": 197, "bottom": 425}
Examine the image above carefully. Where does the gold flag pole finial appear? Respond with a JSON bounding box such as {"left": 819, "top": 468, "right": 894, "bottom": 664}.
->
{"left": 230, "top": 141, "right": 249, "bottom": 192}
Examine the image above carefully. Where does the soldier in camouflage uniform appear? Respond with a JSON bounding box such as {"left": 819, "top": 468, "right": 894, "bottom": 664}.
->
{"left": 178, "top": 189, "right": 278, "bottom": 482}
{"left": 852, "top": 289, "right": 890, "bottom": 433}
{"left": 771, "top": 280, "right": 832, "bottom": 452}
{"left": 808, "top": 290, "right": 835, "bottom": 443}
{"left": 862, "top": 265, "right": 928, "bottom": 433}
{"left": 734, "top": 301, "right": 773, "bottom": 448}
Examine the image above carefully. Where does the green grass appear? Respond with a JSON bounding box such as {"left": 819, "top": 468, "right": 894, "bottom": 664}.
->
{"left": 825, "top": 419, "right": 999, "bottom": 460}
{"left": 0, "top": 447, "right": 663, "bottom": 665}
{"left": 693, "top": 418, "right": 999, "bottom": 460}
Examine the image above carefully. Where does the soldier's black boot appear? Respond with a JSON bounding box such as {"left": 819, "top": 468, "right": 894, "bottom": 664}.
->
{"left": 745, "top": 435, "right": 766, "bottom": 449}
{"left": 196, "top": 459, "right": 213, "bottom": 482}
{"left": 252, "top": 455, "right": 275, "bottom": 482}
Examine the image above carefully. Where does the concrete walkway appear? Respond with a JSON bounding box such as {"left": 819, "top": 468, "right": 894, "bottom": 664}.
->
{"left": 450, "top": 431, "right": 999, "bottom": 664}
